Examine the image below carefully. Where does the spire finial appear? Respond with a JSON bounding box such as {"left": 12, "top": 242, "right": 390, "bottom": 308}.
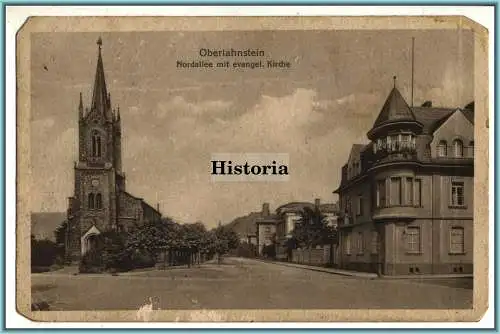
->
{"left": 97, "top": 36, "right": 103, "bottom": 49}
{"left": 393, "top": 76, "right": 397, "bottom": 88}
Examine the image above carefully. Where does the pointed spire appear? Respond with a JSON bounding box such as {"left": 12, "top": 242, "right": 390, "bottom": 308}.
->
{"left": 372, "top": 85, "right": 415, "bottom": 128}
{"left": 393, "top": 75, "right": 397, "bottom": 88}
{"left": 91, "top": 36, "right": 110, "bottom": 119}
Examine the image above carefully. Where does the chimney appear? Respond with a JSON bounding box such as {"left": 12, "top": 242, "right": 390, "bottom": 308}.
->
{"left": 315, "top": 198, "right": 321, "bottom": 208}
{"left": 156, "top": 203, "right": 160, "bottom": 212}
{"left": 262, "top": 203, "right": 270, "bottom": 217}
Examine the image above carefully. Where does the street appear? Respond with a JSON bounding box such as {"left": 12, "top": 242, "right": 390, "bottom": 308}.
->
{"left": 31, "top": 257, "right": 472, "bottom": 310}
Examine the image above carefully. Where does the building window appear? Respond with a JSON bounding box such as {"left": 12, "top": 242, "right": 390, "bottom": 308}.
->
{"left": 95, "top": 193, "right": 102, "bottom": 209}
{"left": 357, "top": 232, "right": 364, "bottom": 254}
{"left": 414, "top": 179, "right": 422, "bottom": 207}
{"left": 371, "top": 230, "right": 379, "bottom": 254}
{"left": 356, "top": 195, "right": 363, "bottom": 216}
{"left": 376, "top": 179, "right": 386, "bottom": 208}
{"left": 450, "top": 227, "right": 465, "bottom": 254}
{"left": 390, "top": 177, "right": 402, "bottom": 206}
{"left": 88, "top": 193, "right": 95, "bottom": 209}
{"left": 451, "top": 181, "right": 465, "bottom": 206}
{"left": 469, "top": 141, "right": 474, "bottom": 158}
{"left": 437, "top": 140, "right": 447, "bottom": 157}
{"left": 405, "top": 177, "right": 413, "bottom": 205}
{"left": 406, "top": 226, "right": 421, "bottom": 253}
{"left": 345, "top": 233, "right": 351, "bottom": 255}
{"left": 91, "top": 131, "right": 102, "bottom": 158}
{"left": 453, "top": 139, "right": 464, "bottom": 157}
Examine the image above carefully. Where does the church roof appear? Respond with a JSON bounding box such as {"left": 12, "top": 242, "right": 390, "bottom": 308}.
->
{"left": 90, "top": 37, "right": 111, "bottom": 119}
{"left": 372, "top": 87, "right": 417, "bottom": 128}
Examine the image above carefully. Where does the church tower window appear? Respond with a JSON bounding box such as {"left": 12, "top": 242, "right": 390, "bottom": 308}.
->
{"left": 95, "top": 193, "right": 102, "bottom": 209}
{"left": 88, "top": 193, "right": 95, "bottom": 209}
{"left": 91, "top": 131, "right": 102, "bottom": 157}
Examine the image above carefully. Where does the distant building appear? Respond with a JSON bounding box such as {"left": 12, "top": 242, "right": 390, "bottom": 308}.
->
{"left": 334, "top": 84, "right": 474, "bottom": 276}
{"left": 31, "top": 212, "right": 66, "bottom": 242}
{"left": 256, "top": 203, "right": 280, "bottom": 255}
{"left": 65, "top": 38, "right": 161, "bottom": 263}
{"left": 255, "top": 199, "right": 339, "bottom": 258}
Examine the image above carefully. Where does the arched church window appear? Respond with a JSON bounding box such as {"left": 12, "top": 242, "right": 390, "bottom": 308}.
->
{"left": 437, "top": 140, "right": 447, "bottom": 157}
{"left": 453, "top": 139, "right": 464, "bottom": 157}
{"left": 91, "top": 131, "right": 102, "bottom": 157}
{"left": 88, "top": 193, "right": 95, "bottom": 209}
{"left": 95, "top": 193, "right": 102, "bottom": 209}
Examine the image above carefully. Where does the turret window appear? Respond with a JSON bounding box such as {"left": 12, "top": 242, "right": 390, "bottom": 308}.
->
{"left": 373, "top": 133, "right": 416, "bottom": 154}
{"left": 91, "top": 131, "right": 102, "bottom": 157}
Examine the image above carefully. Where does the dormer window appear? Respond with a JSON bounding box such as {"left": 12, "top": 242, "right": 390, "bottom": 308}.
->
{"left": 453, "top": 139, "right": 464, "bottom": 158}
{"left": 437, "top": 140, "right": 447, "bottom": 157}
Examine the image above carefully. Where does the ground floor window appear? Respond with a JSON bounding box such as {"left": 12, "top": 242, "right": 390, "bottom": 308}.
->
{"left": 371, "top": 230, "right": 379, "bottom": 254}
{"left": 450, "top": 226, "right": 465, "bottom": 254}
{"left": 344, "top": 233, "right": 351, "bottom": 255}
{"left": 357, "top": 232, "right": 364, "bottom": 255}
{"left": 405, "top": 226, "right": 421, "bottom": 253}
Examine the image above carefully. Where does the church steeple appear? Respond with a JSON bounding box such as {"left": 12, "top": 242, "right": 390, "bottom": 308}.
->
{"left": 91, "top": 37, "right": 111, "bottom": 119}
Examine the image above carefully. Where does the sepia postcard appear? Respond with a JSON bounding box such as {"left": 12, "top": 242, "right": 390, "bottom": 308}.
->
{"left": 14, "top": 14, "right": 490, "bottom": 324}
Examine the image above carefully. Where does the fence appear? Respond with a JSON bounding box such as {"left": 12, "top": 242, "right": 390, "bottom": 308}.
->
{"left": 291, "top": 245, "right": 337, "bottom": 266}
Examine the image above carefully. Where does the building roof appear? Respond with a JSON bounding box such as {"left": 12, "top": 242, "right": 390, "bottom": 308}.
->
{"left": 319, "top": 203, "right": 339, "bottom": 213}
{"left": 31, "top": 212, "right": 66, "bottom": 241}
{"left": 121, "top": 191, "right": 161, "bottom": 216}
{"left": 372, "top": 87, "right": 416, "bottom": 128}
{"left": 276, "top": 202, "right": 315, "bottom": 213}
{"left": 349, "top": 144, "right": 365, "bottom": 162}
{"left": 411, "top": 107, "right": 456, "bottom": 134}
{"left": 256, "top": 214, "right": 281, "bottom": 224}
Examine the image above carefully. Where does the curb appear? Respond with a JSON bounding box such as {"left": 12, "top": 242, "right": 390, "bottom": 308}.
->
{"left": 255, "top": 259, "right": 473, "bottom": 280}
{"left": 255, "top": 259, "right": 378, "bottom": 279}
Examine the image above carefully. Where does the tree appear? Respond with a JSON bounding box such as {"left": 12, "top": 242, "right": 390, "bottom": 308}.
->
{"left": 54, "top": 221, "right": 67, "bottom": 264}
{"left": 31, "top": 237, "right": 58, "bottom": 269}
{"left": 292, "top": 206, "right": 328, "bottom": 250}
{"left": 212, "top": 225, "right": 239, "bottom": 264}
{"left": 126, "top": 218, "right": 177, "bottom": 263}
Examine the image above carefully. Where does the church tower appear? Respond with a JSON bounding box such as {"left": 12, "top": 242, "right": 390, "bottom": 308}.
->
{"left": 66, "top": 37, "right": 124, "bottom": 262}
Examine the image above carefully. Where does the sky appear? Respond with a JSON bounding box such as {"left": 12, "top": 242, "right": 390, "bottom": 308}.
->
{"left": 30, "top": 29, "right": 474, "bottom": 227}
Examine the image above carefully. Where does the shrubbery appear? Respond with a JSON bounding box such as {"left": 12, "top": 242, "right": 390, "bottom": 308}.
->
{"left": 31, "top": 236, "right": 59, "bottom": 272}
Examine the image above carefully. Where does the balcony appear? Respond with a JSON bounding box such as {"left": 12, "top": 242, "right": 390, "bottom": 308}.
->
{"left": 374, "top": 142, "right": 417, "bottom": 162}
{"left": 372, "top": 204, "right": 418, "bottom": 221}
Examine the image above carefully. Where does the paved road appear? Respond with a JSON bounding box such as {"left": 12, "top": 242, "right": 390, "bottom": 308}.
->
{"left": 31, "top": 257, "right": 472, "bottom": 310}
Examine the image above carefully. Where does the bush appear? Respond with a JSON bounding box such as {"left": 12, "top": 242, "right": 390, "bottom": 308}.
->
{"left": 31, "top": 239, "right": 58, "bottom": 267}
{"left": 79, "top": 248, "right": 104, "bottom": 273}
{"left": 131, "top": 252, "right": 155, "bottom": 269}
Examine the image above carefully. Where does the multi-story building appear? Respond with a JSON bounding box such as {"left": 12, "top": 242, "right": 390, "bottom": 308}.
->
{"left": 334, "top": 83, "right": 474, "bottom": 276}
{"left": 65, "top": 38, "right": 161, "bottom": 263}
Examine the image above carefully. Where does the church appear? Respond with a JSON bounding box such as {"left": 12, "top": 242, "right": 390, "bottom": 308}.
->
{"left": 65, "top": 38, "right": 162, "bottom": 263}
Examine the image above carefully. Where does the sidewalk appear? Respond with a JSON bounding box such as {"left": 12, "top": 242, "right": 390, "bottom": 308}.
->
{"left": 259, "top": 259, "right": 473, "bottom": 280}
{"left": 259, "top": 259, "right": 378, "bottom": 279}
